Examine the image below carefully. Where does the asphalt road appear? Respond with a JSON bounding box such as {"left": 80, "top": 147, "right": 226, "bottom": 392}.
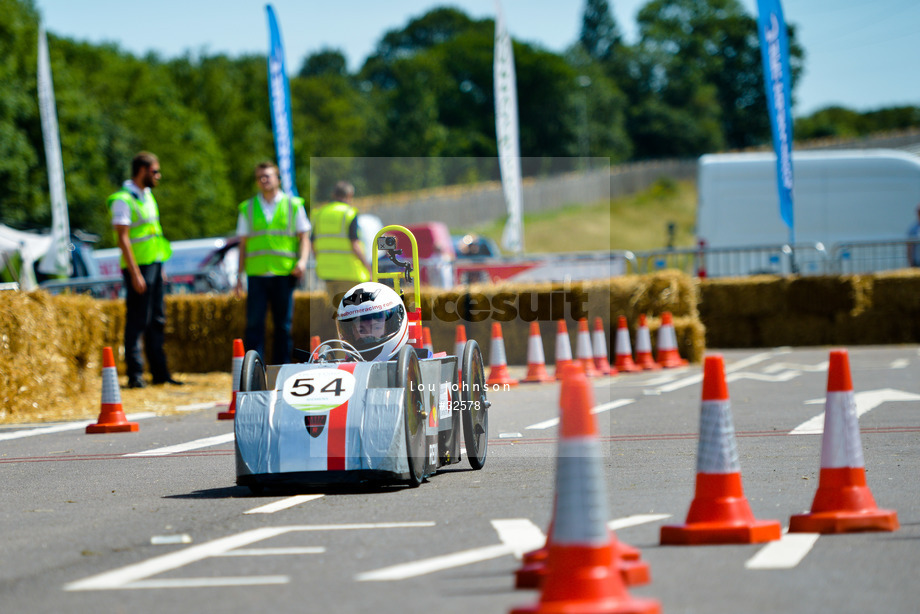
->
{"left": 2, "top": 345, "right": 919, "bottom": 614}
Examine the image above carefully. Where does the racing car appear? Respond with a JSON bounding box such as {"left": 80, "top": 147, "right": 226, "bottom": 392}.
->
{"left": 234, "top": 225, "right": 489, "bottom": 492}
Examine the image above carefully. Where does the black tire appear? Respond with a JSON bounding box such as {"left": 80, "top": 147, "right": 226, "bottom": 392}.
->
{"left": 239, "top": 350, "right": 267, "bottom": 392}
{"left": 396, "top": 346, "right": 426, "bottom": 487}
{"left": 460, "top": 340, "right": 488, "bottom": 470}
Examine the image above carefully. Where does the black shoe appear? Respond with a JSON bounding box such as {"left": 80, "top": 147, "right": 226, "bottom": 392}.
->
{"left": 127, "top": 377, "right": 146, "bottom": 389}
{"left": 153, "top": 377, "right": 184, "bottom": 386}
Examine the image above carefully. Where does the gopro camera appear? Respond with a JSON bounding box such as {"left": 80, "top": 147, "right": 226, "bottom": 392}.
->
{"left": 377, "top": 235, "right": 398, "bottom": 250}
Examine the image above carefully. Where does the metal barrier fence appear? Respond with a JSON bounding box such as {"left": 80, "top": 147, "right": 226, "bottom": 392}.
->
{"left": 638, "top": 243, "right": 830, "bottom": 277}
{"left": 830, "top": 239, "right": 920, "bottom": 274}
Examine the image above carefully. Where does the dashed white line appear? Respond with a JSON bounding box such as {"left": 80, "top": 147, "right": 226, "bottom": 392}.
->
{"left": 790, "top": 388, "right": 920, "bottom": 435}
{"left": 124, "top": 433, "right": 235, "bottom": 457}
{"left": 219, "top": 547, "right": 326, "bottom": 556}
{"left": 607, "top": 513, "right": 671, "bottom": 531}
{"left": 491, "top": 518, "right": 546, "bottom": 559}
{"left": 745, "top": 532, "right": 820, "bottom": 570}
{"left": 355, "top": 544, "right": 511, "bottom": 582}
{"left": 0, "top": 413, "right": 156, "bottom": 442}
{"left": 525, "top": 399, "right": 635, "bottom": 430}
{"left": 243, "top": 495, "right": 324, "bottom": 514}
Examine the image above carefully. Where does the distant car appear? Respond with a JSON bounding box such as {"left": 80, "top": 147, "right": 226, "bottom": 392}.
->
{"left": 452, "top": 234, "right": 500, "bottom": 259}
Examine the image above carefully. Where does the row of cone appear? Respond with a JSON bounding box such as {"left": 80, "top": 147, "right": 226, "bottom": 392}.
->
{"left": 511, "top": 347, "right": 898, "bottom": 613}
{"left": 483, "top": 313, "right": 687, "bottom": 388}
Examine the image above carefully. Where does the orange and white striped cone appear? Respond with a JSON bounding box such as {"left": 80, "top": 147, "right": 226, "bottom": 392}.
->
{"left": 789, "top": 349, "right": 899, "bottom": 534}
{"left": 486, "top": 321, "right": 518, "bottom": 388}
{"left": 634, "top": 315, "right": 661, "bottom": 371}
{"left": 455, "top": 324, "right": 467, "bottom": 359}
{"left": 575, "top": 318, "right": 600, "bottom": 378}
{"left": 423, "top": 326, "right": 435, "bottom": 355}
{"left": 218, "top": 339, "right": 244, "bottom": 420}
{"left": 87, "top": 347, "right": 139, "bottom": 434}
{"left": 511, "top": 362, "right": 660, "bottom": 614}
{"left": 521, "top": 321, "right": 554, "bottom": 383}
{"left": 553, "top": 320, "right": 574, "bottom": 381}
{"left": 613, "top": 316, "right": 640, "bottom": 373}
{"left": 655, "top": 311, "right": 688, "bottom": 368}
{"left": 660, "top": 355, "right": 781, "bottom": 545}
{"left": 590, "top": 317, "right": 613, "bottom": 376}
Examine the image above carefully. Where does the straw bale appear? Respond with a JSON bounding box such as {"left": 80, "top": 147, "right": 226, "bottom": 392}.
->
{"left": 703, "top": 317, "right": 760, "bottom": 349}
{"left": 785, "top": 276, "right": 866, "bottom": 316}
{"left": 759, "top": 313, "right": 835, "bottom": 347}
{"left": 698, "top": 275, "right": 786, "bottom": 318}
{"left": 868, "top": 269, "right": 920, "bottom": 313}
{"left": 835, "top": 311, "right": 918, "bottom": 344}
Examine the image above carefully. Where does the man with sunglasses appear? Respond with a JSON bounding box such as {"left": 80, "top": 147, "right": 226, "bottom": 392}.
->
{"left": 107, "top": 151, "right": 178, "bottom": 388}
{"left": 234, "top": 161, "right": 311, "bottom": 364}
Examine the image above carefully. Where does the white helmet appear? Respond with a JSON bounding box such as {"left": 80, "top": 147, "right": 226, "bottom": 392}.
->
{"left": 335, "top": 282, "right": 408, "bottom": 362}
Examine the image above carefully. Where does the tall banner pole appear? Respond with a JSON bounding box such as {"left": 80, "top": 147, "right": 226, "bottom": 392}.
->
{"left": 37, "top": 26, "right": 72, "bottom": 279}
{"left": 494, "top": 0, "right": 524, "bottom": 256}
{"left": 266, "top": 4, "right": 298, "bottom": 197}
{"left": 756, "top": 0, "right": 795, "bottom": 250}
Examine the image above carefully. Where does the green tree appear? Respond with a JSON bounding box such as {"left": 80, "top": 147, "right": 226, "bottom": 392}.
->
{"left": 298, "top": 48, "right": 348, "bottom": 78}
{"left": 580, "top": 0, "right": 621, "bottom": 61}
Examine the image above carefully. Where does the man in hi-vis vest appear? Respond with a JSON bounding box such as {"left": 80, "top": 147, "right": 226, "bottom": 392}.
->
{"left": 310, "top": 181, "right": 371, "bottom": 304}
{"left": 234, "top": 161, "right": 311, "bottom": 364}
{"left": 107, "top": 151, "right": 177, "bottom": 389}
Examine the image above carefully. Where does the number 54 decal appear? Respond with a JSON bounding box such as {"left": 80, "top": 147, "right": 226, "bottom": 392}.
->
{"left": 282, "top": 368, "right": 357, "bottom": 412}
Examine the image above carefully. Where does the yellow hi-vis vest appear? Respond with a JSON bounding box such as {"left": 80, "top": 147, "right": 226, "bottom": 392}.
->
{"left": 106, "top": 189, "right": 172, "bottom": 268}
{"left": 240, "top": 195, "right": 304, "bottom": 276}
{"left": 311, "top": 202, "right": 369, "bottom": 282}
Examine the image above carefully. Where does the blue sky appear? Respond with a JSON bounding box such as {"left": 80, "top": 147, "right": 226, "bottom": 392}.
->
{"left": 35, "top": 0, "right": 920, "bottom": 117}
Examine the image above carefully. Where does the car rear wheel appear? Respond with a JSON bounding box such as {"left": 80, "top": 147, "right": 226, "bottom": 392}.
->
{"left": 460, "top": 340, "right": 488, "bottom": 470}
{"left": 397, "top": 346, "right": 426, "bottom": 487}
{"left": 239, "top": 350, "right": 267, "bottom": 392}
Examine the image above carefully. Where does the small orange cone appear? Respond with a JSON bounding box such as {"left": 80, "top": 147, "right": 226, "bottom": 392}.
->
{"left": 613, "top": 316, "right": 641, "bottom": 373}
{"left": 655, "top": 312, "right": 688, "bottom": 368}
{"left": 590, "top": 317, "right": 613, "bottom": 376}
{"left": 455, "top": 325, "right": 467, "bottom": 358}
{"left": 575, "top": 318, "right": 600, "bottom": 377}
{"left": 634, "top": 315, "right": 661, "bottom": 371}
{"left": 511, "top": 362, "right": 660, "bottom": 614}
{"left": 660, "top": 355, "right": 781, "bottom": 545}
{"left": 218, "top": 339, "right": 244, "bottom": 420}
{"left": 422, "top": 326, "right": 435, "bottom": 355}
{"left": 486, "top": 322, "right": 518, "bottom": 388}
{"left": 521, "top": 322, "right": 554, "bottom": 383}
{"left": 553, "top": 320, "right": 574, "bottom": 380}
{"left": 310, "top": 335, "right": 321, "bottom": 353}
{"left": 789, "top": 349, "right": 899, "bottom": 534}
{"left": 87, "top": 347, "right": 139, "bottom": 434}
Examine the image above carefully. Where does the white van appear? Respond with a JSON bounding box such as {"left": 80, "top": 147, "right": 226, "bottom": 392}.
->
{"left": 697, "top": 149, "right": 920, "bottom": 274}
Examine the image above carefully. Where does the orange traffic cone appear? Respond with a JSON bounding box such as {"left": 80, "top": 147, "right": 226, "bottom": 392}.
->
{"left": 521, "top": 322, "right": 554, "bottom": 383}
{"left": 590, "top": 318, "right": 613, "bottom": 376}
{"left": 613, "top": 316, "right": 640, "bottom": 373}
{"left": 789, "top": 349, "right": 899, "bottom": 534}
{"left": 553, "top": 320, "right": 574, "bottom": 380}
{"left": 87, "top": 347, "right": 139, "bottom": 434}
{"left": 511, "top": 362, "right": 660, "bottom": 614}
{"left": 486, "top": 322, "right": 518, "bottom": 388}
{"left": 218, "top": 339, "right": 244, "bottom": 420}
{"left": 634, "top": 315, "right": 661, "bottom": 371}
{"left": 660, "top": 355, "right": 781, "bottom": 545}
{"left": 655, "top": 312, "right": 688, "bottom": 368}
{"left": 310, "top": 335, "right": 321, "bottom": 353}
{"left": 423, "top": 326, "right": 435, "bottom": 355}
{"left": 575, "top": 318, "right": 600, "bottom": 378}
{"left": 455, "top": 324, "right": 467, "bottom": 359}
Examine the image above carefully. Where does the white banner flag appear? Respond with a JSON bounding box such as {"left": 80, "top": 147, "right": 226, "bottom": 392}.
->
{"left": 494, "top": 0, "right": 524, "bottom": 255}
{"left": 37, "top": 27, "right": 72, "bottom": 278}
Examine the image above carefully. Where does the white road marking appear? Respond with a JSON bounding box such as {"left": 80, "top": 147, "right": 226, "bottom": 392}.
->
{"left": 218, "top": 547, "right": 325, "bottom": 556}
{"left": 890, "top": 359, "right": 909, "bottom": 369}
{"left": 355, "top": 544, "right": 511, "bottom": 581}
{"left": 123, "top": 433, "right": 235, "bottom": 457}
{"left": 727, "top": 370, "right": 800, "bottom": 383}
{"left": 762, "top": 361, "right": 828, "bottom": 374}
{"left": 498, "top": 432, "right": 523, "bottom": 438}
{"left": 491, "top": 518, "right": 546, "bottom": 559}
{"left": 175, "top": 402, "right": 219, "bottom": 412}
{"left": 607, "top": 513, "right": 671, "bottom": 531}
{"left": 525, "top": 399, "right": 635, "bottom": 430}
{"left": 65, "top": 522, "right": 434, "bottom": 591}
{"left": 745, "top": 532, "right": 820, "bottom": 570}
{"left": 790, "top": 388, "right": 920, "bottom": 435}
{"left": 0, "top": 413, "right": 156, "bottom": 442}
{"left": 244, "top": 495, "right": 324, "bottom": 514}
{"left": 654, "top": 350, "right": 788, "bottom": 394}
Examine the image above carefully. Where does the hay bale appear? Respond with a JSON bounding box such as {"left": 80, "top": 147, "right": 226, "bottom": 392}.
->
{"left": 869, "top": 269, "right": 920, "bottom": 314}
{"left": 699, "top": 275, "right": 787, "bottom": 318}
{"left": 786, "top": 276, "right": 866, "bottom": 316}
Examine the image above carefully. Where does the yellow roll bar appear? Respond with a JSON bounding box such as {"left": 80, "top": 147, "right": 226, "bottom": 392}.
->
{"left": 372, "top": 225, "right": 421, "bottom": 311}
